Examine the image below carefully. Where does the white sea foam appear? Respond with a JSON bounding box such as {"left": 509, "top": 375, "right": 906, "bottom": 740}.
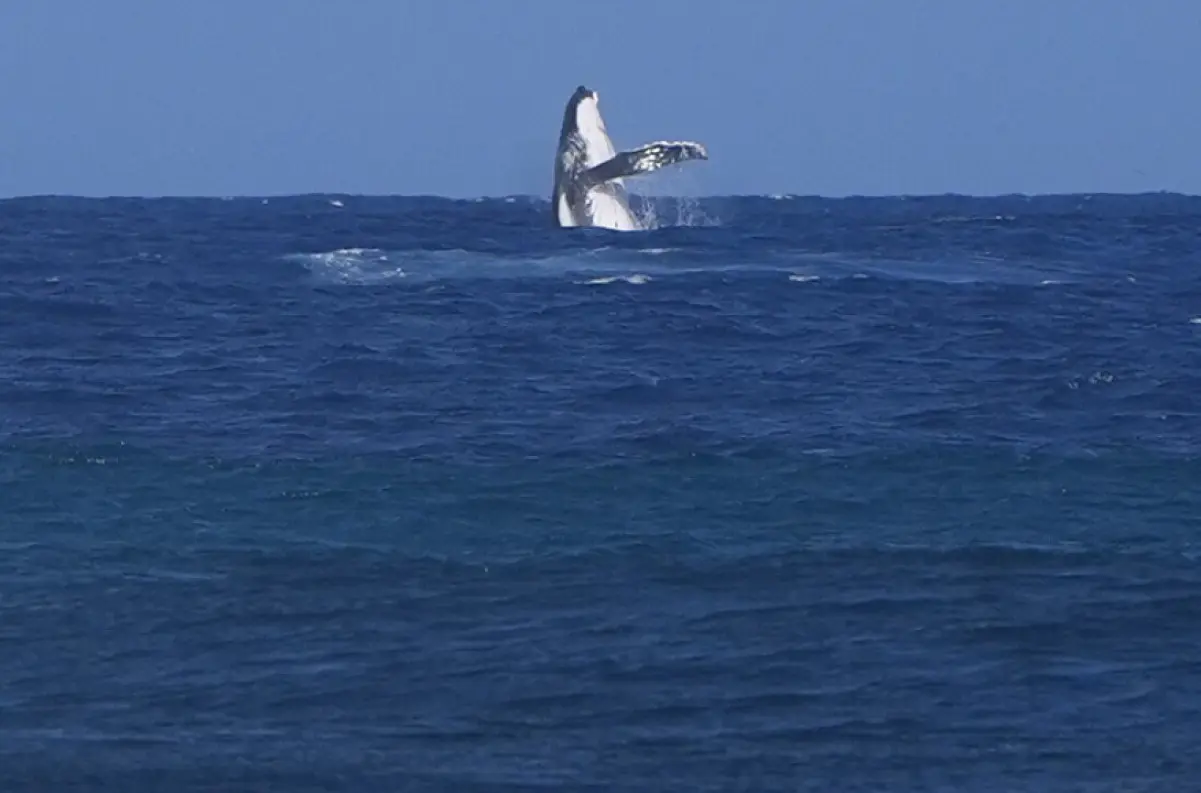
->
{"left": 289, "top": 248, "right": 406, "bottom": 284}
{"left": 580, "top": 274, "right": 652, "bottom": 286}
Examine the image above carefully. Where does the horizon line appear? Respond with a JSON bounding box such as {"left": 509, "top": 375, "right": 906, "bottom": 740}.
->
{"left": 1, "top": 189, "right": 1197, "bottom": 202}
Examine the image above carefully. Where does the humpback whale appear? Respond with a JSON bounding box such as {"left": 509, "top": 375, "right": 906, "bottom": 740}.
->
{"left": 552, "top": 85, "right": 708, "bottom": 231}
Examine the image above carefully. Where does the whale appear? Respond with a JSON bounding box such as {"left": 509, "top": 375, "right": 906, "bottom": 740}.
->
{"left": 551, "top": 85, "right": 708, "bottom": 231}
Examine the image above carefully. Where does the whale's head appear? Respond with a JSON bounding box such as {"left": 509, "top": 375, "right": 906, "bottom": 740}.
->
{"left": 566, "top": 86, "right": 600, "bottom": 129}
{"left": 570, "top": 85, "right": 597, "bottom": 106}
{"left": 567, "top": 85, "right": 609, "bottom": 147}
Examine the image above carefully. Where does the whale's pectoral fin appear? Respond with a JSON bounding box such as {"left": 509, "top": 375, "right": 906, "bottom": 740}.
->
{"left": 580, "top": 141, "right": 708, "bottom": 189}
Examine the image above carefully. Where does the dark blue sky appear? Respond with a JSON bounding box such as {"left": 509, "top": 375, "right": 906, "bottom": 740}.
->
{"left": 2, "top": 1, "right": 1199, "bottom": 198}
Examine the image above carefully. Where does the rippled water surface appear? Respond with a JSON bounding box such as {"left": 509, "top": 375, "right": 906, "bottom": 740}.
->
{"left": 2, "top": 193, "right": 1201, "bottom": 791}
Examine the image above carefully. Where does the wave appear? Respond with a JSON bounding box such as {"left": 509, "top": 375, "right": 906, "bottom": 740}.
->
{"left": 285, "top": 243, "right": 1090, "bottom": 288}
{"left": 283, "top": 245, "right": 827, "bottom": 286}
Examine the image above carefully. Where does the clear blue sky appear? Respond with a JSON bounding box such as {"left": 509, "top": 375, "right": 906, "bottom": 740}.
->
{"left": 2, "top": 1, "right": 1199, "bottom": 198}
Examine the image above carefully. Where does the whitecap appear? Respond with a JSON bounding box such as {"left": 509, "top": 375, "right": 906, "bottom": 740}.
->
{"left": 580, "top": 274, "right": 651, "bottom": 285}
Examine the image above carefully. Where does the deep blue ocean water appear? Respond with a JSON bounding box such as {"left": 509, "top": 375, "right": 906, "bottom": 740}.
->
{"left": 2, "top": 192, "right": 1201, "bottom": 791}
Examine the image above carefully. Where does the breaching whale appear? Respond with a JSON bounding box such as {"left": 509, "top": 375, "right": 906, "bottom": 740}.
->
{"left": 552, "top": 85, "right": 708, "bottom": 231}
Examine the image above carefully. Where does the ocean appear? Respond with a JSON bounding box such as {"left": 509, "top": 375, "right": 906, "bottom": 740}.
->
{"left": 2, "top": 192, "right": 1200, "bottom": 791}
